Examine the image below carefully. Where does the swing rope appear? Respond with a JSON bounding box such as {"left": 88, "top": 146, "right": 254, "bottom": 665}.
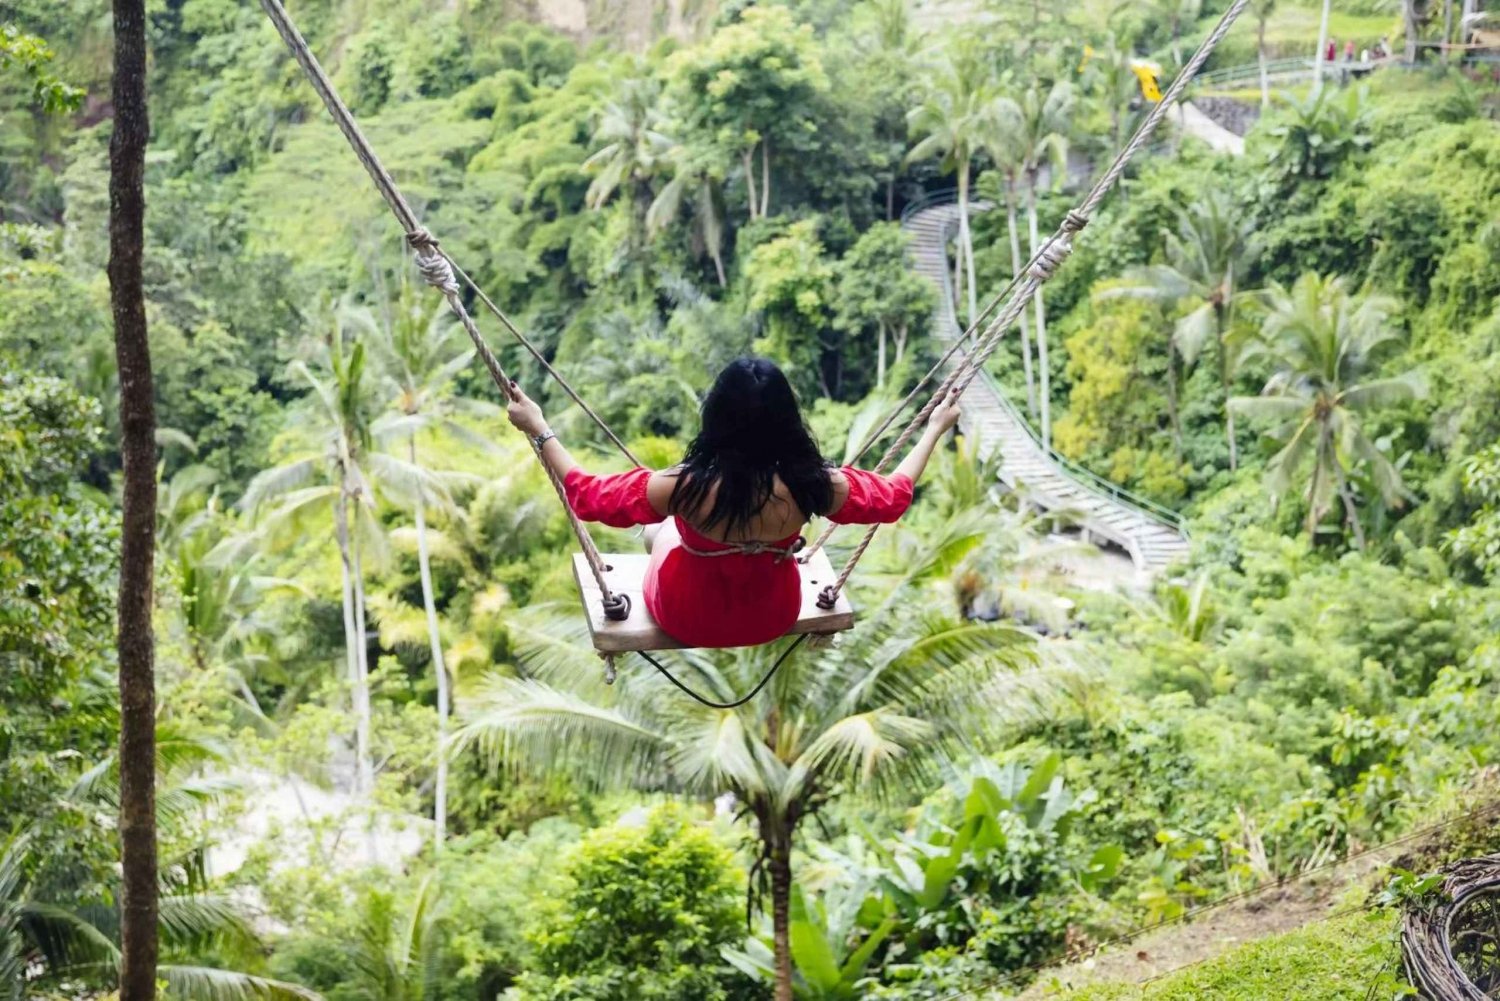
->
{"left": 257, "top": 0, "right": 633, "bottom": 621}
{"left": 256, "top": 0, "right": 1248, "bottom": 678}
{"left": 805, "top": 0, "right": 1253, "bottom": 612}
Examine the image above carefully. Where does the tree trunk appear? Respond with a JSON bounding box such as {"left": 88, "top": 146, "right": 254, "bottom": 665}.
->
{"left": 760, "top": 137, "right": 771, "bottom": 218}
{"left": 893, "top": 323, "right": 908, "bottom": 367}
{"left": 769, "top": 835, "right": 794, "bottom": 1001}
{"left": 1257, "top": 18, "right": 1271, "bottom": 108}
{"left": 876, "top": 320, "right": 887, "bottom": 389}
{"left": 1443, "top": 0, "right": 1453, "bottom": 59}
{"left": 411, "top": 438, "right": 449, "bottom": 854}
{"left": 1026, "top": 177, "right": 1052, "bottom": 449}
{"left": 1333, "top": 457, "right": 1367, "bottom": 550}
{"left": 956, "top": 161, "right": 978, "bottom": 329}
{"left": 1006, "top": 182, "right": 1037, "bottom": 419}
{"left": 742, "top": 148, "right": 759, "bottom": 221}
{"left": 1165, "top": 350, "right": 1185, "bottom": 462}
{"left": 1404, "top": 0, "right": 1419, "bottom": 63}
{"left": 333, "top": 487, "right": 373, "bottom": 799}
{"left": 110, "top": 0, "right": 158, "bottom": 997}
{"left": 1314, "top": 0, "right": 1332, "bottom": 92}
{"left": 1216, "top": 304, "right": 1238, "bottom": 472}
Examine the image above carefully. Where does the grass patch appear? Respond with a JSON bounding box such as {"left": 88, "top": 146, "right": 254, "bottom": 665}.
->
{"left": 1036, "top": 909, "right": 1404, "bottom": 1001}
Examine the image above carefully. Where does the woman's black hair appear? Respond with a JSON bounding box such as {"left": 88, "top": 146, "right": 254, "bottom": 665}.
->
{"left": 669, "top": 357, "right": 833, "bottom": 535}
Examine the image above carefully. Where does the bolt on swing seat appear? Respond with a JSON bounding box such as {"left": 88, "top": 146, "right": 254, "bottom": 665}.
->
{"left": 571, "top": 550, "right": 856, "bottom": 654}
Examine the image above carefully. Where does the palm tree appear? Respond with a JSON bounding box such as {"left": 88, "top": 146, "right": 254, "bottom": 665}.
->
{"left": 456, "top": 508, "right": 1067, "bottom": 1001}
{"left": 977, "top": 150, "right": 1038, "bottom": 420}
{"left": 1251, "top": 0, "right": 1278, "bottom": 107}
{"left": 646, "top": 140, "right": 729, "bottom": 287}
{"left": 994, "top": 79, "right": 1073, "bottom": 448}
{"left": 242, "top": 313, "right": 386, "bottom": 799}
{"left": 907, "top": 43, "right": 994, "bottom": 328}
{"left": 370, "top": 281, "right": 498, "bottom": 854}
{"left": 343, "top": 879, "right": 441, "bottom": 1001}
{"left": 1, "top": 731, "right": 319, "bottom": 1001}
{"left": 1313, "top": 0, "right": 1333, "bottom": 92}
{"left": 1231, "top": 273, "right": 1423, "bottom": 548}
{"left": 582, "top": 72, "right": 672, "bottom": 214}
{"left": 1102, "top": 188, "right": 1259, "bottom": 470}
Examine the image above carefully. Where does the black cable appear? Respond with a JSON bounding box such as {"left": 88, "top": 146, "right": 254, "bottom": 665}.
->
{"left": 636, "top": 633, "right": 811, "bottom": 709}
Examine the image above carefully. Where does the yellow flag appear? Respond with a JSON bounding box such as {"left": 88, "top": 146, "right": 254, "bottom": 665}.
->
{"left": 1131, "top": 61, "right": 1163, "bottom": 102}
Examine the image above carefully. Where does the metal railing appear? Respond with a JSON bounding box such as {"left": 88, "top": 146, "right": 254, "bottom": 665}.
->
{"left": 902, "top": 195, "right": 1191, "bottom": 539}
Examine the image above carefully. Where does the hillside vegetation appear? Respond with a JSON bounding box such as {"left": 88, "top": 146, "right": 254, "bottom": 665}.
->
{"left": 3, "top": 0, "right": 1500, "bottom": 999}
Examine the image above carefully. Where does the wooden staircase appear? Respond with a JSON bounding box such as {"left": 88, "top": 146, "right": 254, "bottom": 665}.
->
{"left": 903, "top": 199, "right": 1192, "bottom": 577}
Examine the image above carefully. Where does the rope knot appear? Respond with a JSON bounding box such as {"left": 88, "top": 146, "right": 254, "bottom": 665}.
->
{"left": 816, "top": 585, "right": 839, "bottom": 611}
{"left": 1062, "top": 210, "right": 1089, "bottom": 234}
{"left": 1028, "top": 234, "right": 1074, "bottom": 281}
{"left": 405, "top": 228, "right": 440, "bottom": 252}
{"left": 412, "top": 245, "right": 460, "bottom": 296}
{"left": 601, "top": 592, "right": 632, "bottom": 622}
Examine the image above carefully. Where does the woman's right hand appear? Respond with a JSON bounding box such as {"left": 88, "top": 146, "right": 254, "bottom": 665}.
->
{"left": 927, "top": 391, "right": 963, "bottom": 434}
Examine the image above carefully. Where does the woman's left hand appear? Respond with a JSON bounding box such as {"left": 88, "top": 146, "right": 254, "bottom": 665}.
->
{"left": 506, "top": 383, "right": 549, "bottom": 437}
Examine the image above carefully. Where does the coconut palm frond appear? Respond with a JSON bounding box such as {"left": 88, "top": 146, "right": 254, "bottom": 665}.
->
{"left": 158, "top": 965, "right": 322, "bottom": 1001}
{"left": 454, "top": 675, "right": 666, "bottom": 788}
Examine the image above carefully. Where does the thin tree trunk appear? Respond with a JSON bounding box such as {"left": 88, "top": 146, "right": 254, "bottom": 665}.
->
{"left": 1443, "top": 0, "right": 1454, "bottom": 59}
{"left": 710, "top": 248, "right": 727, "bottom": 289}
{"left": 1026, "top": 178, "right": 1052, "bottom": 449}
{"left": 410, "top": 437, "right": 449, "bottom": 854}
{"left": 760, "top": 137, "right": 771, "bottom": 218}
{"left": 333, "top": 487, "right": 373, "bottom": 799}
{"left": 1165, "top": 351, "right": 1185, "bottom": 462}
{"left": 769, "top": 835, "right": 794, "bottom": 1001}
{"left": 877, "top": 320, "right": 887, "bottom": 389}
{"left": 957, "top": 161, "right": 978, "bottom": 329}
{"left": 1258, "top": 19, "right": 1271, "bottom": 107}
{"left": 1333, "top": 457, "right": 1367, "bottom": 550}
{"left": 1314, "top": 0, "right": 1332, "bottom": 91}
{"left": 1006, "top": 183, "right": 1037, "bottom": 418}
{"left": 1404, "top": 0, "right": 1419, "bottom": 63}
{"left": 1216, "top": 305, "right": 1238, "bottom": 471}
{"left": 886, "top": 177, "right": 896, "bottom": 221}
{"left": 742, "top": 148, "right": 759, "bottom": 221}
{"left": 111, "top": 0, "right": 157, "bottom": 996}
{"left": 1304, "top": 438, "right": 1325, "bottom": 540}
{"left": 348, "top": 499, "right": 380, "bottom": 862}
{"left": 893, "top": 323, "right": 908, "bottom": 367}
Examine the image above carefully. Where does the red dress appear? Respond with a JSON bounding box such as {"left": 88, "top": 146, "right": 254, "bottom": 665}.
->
{"left": 564, "top": 467, "right": 914, "bottom": 648}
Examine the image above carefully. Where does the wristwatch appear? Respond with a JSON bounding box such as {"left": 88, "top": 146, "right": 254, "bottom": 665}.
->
{"left": 530, "top": 429, "right": 557, "bottom": 450}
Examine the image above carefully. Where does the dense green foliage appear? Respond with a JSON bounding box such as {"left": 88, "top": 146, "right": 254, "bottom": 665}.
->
{"left": 3, "top": 0, "right": 1499, "bottom": 998}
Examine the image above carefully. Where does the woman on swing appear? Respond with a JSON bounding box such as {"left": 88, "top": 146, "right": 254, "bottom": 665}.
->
{"left": 507, "top": 357, "right": 962, "bottom": 648}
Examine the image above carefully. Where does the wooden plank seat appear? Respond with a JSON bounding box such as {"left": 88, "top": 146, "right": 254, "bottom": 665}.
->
{"left": 572, "top": 550, "right": 856, "bottom": 654}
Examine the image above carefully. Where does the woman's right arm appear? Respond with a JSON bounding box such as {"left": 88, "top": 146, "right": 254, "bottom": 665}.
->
{"left": 828, "top": 391, "right": 962, "bottom": 525}
{"left": 893, "top": 391, "right": 963, "bottom": 485}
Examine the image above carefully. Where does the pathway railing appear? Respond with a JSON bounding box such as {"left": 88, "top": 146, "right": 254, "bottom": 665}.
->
{"left": 903, "top": 194, "right": 1191, "bottom": 538}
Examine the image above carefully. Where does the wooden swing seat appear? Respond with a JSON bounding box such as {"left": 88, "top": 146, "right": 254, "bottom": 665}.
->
{"left": 571, "top": 550, "right": 856, "bottom": 654}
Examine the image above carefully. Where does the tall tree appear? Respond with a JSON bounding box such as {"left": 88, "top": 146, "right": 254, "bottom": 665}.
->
{"left": 457, "top": 506, "right": 1061, "bottom": 1001}
{"left": 1231, "top": 273, "right": 1423, "bottom": 548}
{"left": 1252, "top": 0, "right": 1278, "bottom": 107}
{"left": 242, "top": 317, "right": 388, "bottom": 801}
{"left": 994, "top": 80, "right": 1073, "bottom": 448}
{"left": 108, "top": 0, "right": 158, "bottom": 998}
{"left": 371, "top": 281, "right": 497, "bottom": 853}
{"left": 1313, "top": 0, "right": 1333, "bottom": 92}
{"left": 665, "top": 5, "right": 829, "bottom": 222}
{"left": 907, "top": 43, "right": 993, "bottom": 328}
{"left": 1105, "top": 188, "right": 1259, "bottom": 470}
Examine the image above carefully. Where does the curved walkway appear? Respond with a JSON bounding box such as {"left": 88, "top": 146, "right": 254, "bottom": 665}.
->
{"left": 903, "top": 200, "right": 1192, "bottom": 576}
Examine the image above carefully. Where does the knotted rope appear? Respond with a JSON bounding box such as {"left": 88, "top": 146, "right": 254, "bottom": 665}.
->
{"left": 809, "top": 0, "right": 1252, "bottom": 611}
{"left": 259, "top": 0, "right": 630, "bottom": 620}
